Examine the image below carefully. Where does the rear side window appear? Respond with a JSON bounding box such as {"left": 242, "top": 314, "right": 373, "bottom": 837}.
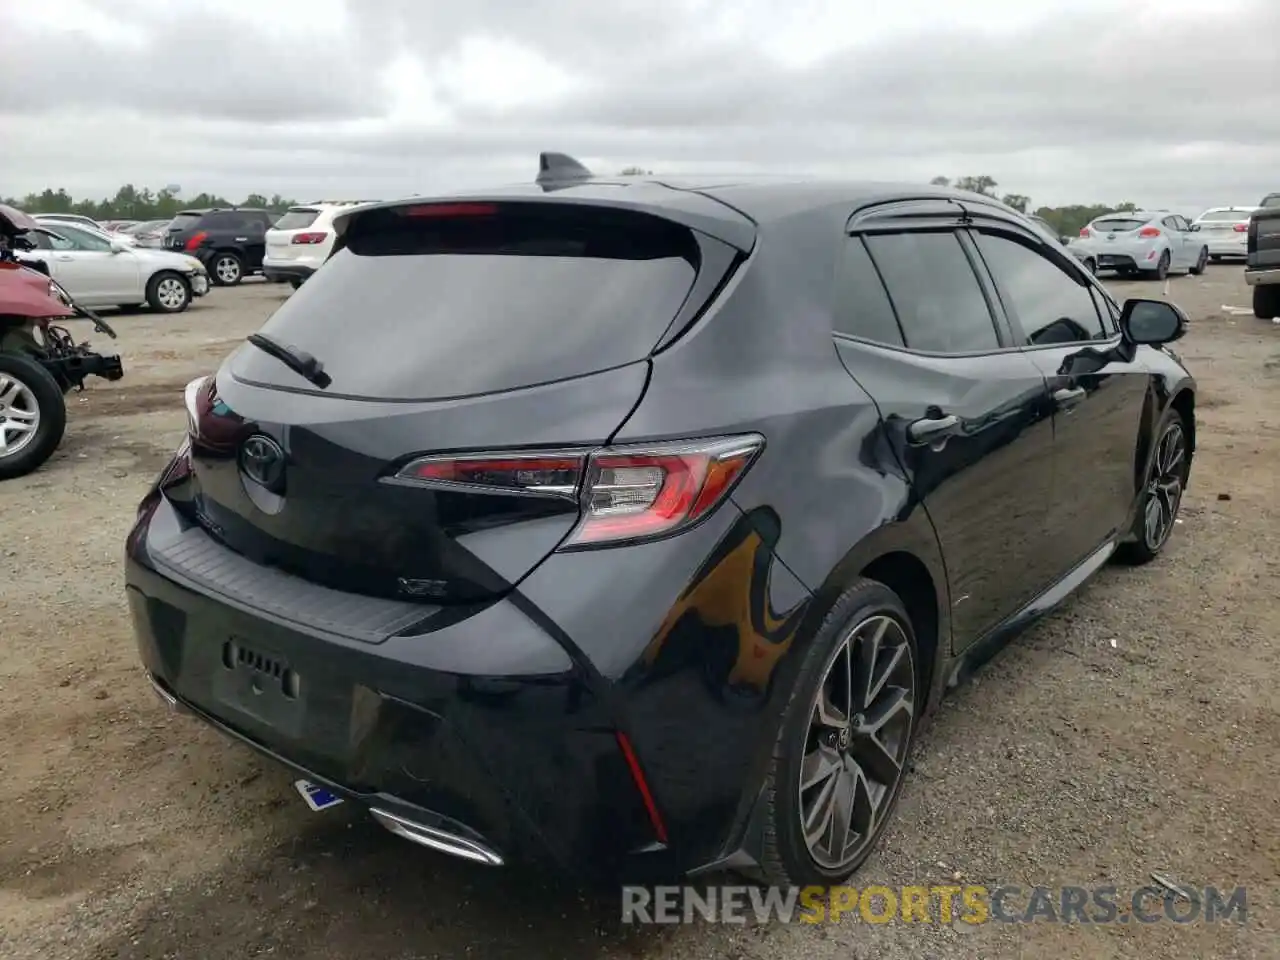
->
{"left": 229, "top": 202, "right": 702, "bottom": 400}
{"left": 273, "top": 209, "right": 319, "bottom": 230}
{"left": 170, "top": 213, "right": 203, "bottom": 231}
{"left": 973, "top": 232, "right": 1105, "bottom": 346}
{"left": 831, "top": 237, "right": 904, "bottom": 346}
{"left": 205, "top": 211, "right": 249, "bottom": 229}
{"left": 864, "top": 232, "right": 1000, "bottom": 354}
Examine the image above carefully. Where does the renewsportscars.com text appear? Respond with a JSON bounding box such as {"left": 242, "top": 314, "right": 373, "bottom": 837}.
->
{"left": 621, "top": 884, "right": 1247, "bottom": 926}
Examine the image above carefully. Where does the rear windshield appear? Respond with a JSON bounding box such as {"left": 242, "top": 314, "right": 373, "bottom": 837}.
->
{"left": 1199, "top": 209, "right": 1249, "bottom": 221}
{"left": 228, "top": 202, "right": 701, "bottom": 400}
{"left": 1093, "top": 218, "right": 1147, "bottom": 232}
{"left": 1260, "top": 194, "right": 1280, "bottom": 209}
{"left": 272, "top": 208, "right": 320, "bottom": 230}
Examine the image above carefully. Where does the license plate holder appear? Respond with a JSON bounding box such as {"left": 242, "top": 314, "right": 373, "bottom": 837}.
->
{"left": 211, "top": 637, "right": 306, "bottom": 735}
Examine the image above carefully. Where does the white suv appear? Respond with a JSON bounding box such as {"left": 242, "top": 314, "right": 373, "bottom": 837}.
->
{"left": 262, "top": 201, "right": 378, "bottom": 288}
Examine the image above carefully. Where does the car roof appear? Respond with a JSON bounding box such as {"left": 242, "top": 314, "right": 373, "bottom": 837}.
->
{"left": 334, "top": 153, "right": 1037, "bottom": 254}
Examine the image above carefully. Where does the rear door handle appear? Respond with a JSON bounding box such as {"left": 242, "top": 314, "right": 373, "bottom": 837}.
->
{"left": 907, "top": 414, "right": 961, "bottom": 445}
{"left": 1053, "top": 386, "right": 1087, "bottom": 410}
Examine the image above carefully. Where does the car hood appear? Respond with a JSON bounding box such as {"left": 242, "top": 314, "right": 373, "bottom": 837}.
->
{"left": 129, "top": 248, "right": 206, "bottom": 272}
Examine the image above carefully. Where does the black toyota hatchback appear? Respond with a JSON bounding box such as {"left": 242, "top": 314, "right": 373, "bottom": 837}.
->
{"left": 126, "top": 153, "right": 1195, "bottom": 885}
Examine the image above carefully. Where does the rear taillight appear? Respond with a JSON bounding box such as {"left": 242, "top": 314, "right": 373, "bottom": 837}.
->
{"left": 1079, "top": 227, "right": 1091, "bottom": 237}
{"left": 391, "top": 434, "right": 764, "bottom": 547}
{"left": 184, "top": 231, "right": 208, "bottom": 251}
{"left": 291, "top": 232, "right": 329, "bottom": 245}
{"left": 1233, "top": 223, "right": 1248, "bottom": 233}
{"left": 1138, "top": 226, "right": 1161, "bottom": 238}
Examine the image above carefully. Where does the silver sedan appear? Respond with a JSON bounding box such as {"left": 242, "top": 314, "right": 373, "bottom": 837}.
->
{"left": 1192, "top": 206, "right": 1255, "bottom": 262}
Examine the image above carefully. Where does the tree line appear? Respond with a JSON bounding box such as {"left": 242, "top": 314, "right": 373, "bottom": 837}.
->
{"left": 7, "top": 175, "right": 1143, "bottom": 238}
{"left": 1, "top": 185, "right": 297, "bottom": 222}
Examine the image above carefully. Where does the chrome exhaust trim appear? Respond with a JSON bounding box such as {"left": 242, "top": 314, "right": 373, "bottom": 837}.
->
{"left": 146, "top": 672, "right": 181, "bottom": 711}
{"left": 370, "top": 808, "right": 504, "bottom": 867}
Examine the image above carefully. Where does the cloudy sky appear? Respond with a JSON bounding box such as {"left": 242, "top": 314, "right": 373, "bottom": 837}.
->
{"left": 1, "top": 0, "right": 1275, "bottom": 212}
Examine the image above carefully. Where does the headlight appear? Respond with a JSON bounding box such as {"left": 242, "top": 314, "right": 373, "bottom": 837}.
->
{"left": 184, "top": 256, "right": 206, "bottom": 273}
{"left": 47, "top": 279, "right": 72, "bottom": 305}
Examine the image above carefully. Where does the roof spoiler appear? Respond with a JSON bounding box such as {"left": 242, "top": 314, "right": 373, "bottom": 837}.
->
{"left": 536, "top": 152, "right": 593, "bottom": 187}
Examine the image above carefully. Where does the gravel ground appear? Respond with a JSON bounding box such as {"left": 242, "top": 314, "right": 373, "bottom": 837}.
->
{"left": 1, "top": 270, "right": 1277, "bottom": 960}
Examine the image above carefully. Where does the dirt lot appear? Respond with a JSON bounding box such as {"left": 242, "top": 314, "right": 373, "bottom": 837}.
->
{"left": 1, "top": 271, "right": 1277, "bottom": 960}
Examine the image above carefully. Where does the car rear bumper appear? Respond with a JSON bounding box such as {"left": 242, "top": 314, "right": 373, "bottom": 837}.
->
{"left": 1204, "top": 235, "right": 1248, "bottom": 256}
{"left": 1245, "top": 267, "right": 1280, "bottom": 286}
{"left": 261, "top": 263, "right": 316, "bottom": 283}
{"left": 124, "top": 492, "right": 800, "bottom": 879}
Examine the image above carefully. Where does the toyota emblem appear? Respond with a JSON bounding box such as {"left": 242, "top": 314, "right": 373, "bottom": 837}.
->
{"left": 240, "top": 435, "right": 286, "bottom": 492}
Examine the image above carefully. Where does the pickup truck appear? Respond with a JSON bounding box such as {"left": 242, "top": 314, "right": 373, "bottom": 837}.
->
{"left": 1245, "top": 192, "right": 1280, "bottom": 318}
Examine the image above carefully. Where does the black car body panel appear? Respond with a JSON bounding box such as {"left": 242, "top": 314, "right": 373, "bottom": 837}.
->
{"left": 126, "top": 170, "right": 1196, "bottom": 881}
{"left": 166, "top": 208, "right": 275, "bottom": 276}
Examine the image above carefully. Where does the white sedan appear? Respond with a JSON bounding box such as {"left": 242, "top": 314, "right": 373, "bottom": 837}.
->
{"left": 18, "top": 222, "right": 210, "bottom": 313}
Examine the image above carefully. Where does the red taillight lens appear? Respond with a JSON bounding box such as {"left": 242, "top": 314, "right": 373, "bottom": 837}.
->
{"left": 291, "top": 231, "right": 329, "bottom": 245}
{"left": 397, "top": 453, "right": 584, "bottom": 499}
{"left": 565, "top": 435, "right": 763, "bottom": 548}
{"left": 402, "top": 202, "right": 498, "bottom": 218}
{"left": 1079, "top": 227, "right": 1091, "bottom": 237}
{"left": 391, "top": 434, "right": 763, "bottom": 547}
{"left": 1138, "top": 226, "right": 1161, "bottom": 238}
{"left": 184, "top": 231, "right": 207, "bottom": 251}
{"left": 1234, "top": 223, "right": 1248, "bottom": 233}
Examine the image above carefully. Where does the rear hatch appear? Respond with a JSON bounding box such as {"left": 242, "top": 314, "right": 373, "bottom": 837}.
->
{"left": 164, "top": 211, "right": 206, "bottom": 251}
{"left": 1087, "top": 216, "right": 1149, "bottom": 240}
{"left": 181, "top": 199, "right": 744, "bottom": 604}
{"left": 265, "top": 207, "right": 323, "bottom": 261}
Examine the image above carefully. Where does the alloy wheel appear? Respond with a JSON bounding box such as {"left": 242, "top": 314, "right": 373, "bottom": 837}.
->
{"left": 156, "top": 276, "right": 189, "bottom": 310}
{"left": 1143, "top": 420, "right": 1186, "bottom": 551}
{"left": 799, "top": 614, "right": 915, "bottom": 871}
{"left": 215, "top": 256, "right": 241, "bottom": 284}
{"left": 0, "top": 373, "right": 42, "bottom": 460}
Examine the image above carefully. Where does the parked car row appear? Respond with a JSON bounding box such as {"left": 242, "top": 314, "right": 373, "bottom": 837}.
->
{"left": 15, "top": 220, "right": 210, "bottom": 313}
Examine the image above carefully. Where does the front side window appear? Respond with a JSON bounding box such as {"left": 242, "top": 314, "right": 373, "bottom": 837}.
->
{"left": 974, "top": 232, "right": 1105, "bottom": 346}
{"left": 57, "top": 225, "right": 112, "bottom": 252}
{"left": 863, "top": 231, "right": 1000, "bottom": 354}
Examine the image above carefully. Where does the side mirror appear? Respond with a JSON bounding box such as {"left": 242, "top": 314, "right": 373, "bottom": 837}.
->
{"left": 109, "top": 239, "right": 128, "bottom": 253}
{"left": 1058, "top": 236, "right": 1069, "bottom": 246}
{"left": 1189, "top": 223, "right": 1201, "bottom": 233}
{"left": 1119, "top": 298, "right": 1188, "bottom": 345}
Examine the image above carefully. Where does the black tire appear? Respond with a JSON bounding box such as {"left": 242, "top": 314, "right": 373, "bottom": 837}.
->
{"left": 289, "top": 279, "right": 304, "bottom": 290}
{"left": 0, "top": 352, "right": 67, "bottom": 480}
{"left": 1254, "top": 284, "right": 1280, "bottom": 321}
{"left": 758, "top": 578, "right": 920, "bottom": 886}
{"left": 145, "top": 271, "right": 192, "bottom": 313}
{"left": 1189, "top": 247, "right": 1208, "bottom": 276}
{"left": 1209, "top": 254, "right": 1222, "bottom": 263}
{"left": 1114, "top": 407, "right": 1189, "bottom": 565}
{"left": 1153, "top": 250, "right": 1170, "bottom": 281}
{"left": 210, "top": 252, "right": 244, "bottom": 286}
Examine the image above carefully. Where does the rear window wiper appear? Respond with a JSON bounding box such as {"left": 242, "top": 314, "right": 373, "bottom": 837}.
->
{"left": 246, "top": 333, "right": 332, "bottom": 389}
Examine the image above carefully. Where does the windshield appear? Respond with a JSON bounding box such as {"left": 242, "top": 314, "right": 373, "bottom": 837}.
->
{"left": 1199, "top": 209, "right": 1251, "bottom": 221}
{"left": 1259, "top": 194, "right": 1280, "bottom": 209}
{"left": 1093, "top": 218, "right": 1147, "bottom": 232}
{"left": 228, "top": 202, "right": 702, "bottom": 401}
